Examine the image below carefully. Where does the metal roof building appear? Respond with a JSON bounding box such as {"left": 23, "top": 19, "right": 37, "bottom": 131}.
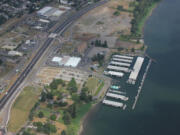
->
{"left": 112, "top": 58, "right": 132, "bottom": 63}
{"left": 113, "top": 55, "right": 133, "bottom": 60}
{"left": 65, "top": 57, "right": 81, "bottom": 67}
{"left": 106, "top": 92, "right": 129, "bottom": 101}
{"left": 107, "top": 65, "right": 129, "bottom": 72}
{"left": 102, "top": 99, "right": 123, "bottom": 107}
{"left": 107, "top": 71, "right": 124, "bottom": 77}
{"left": 37, "top": 6, "right": 65, "bottom": 19}
{"left": 52, "top": 57, "right": 62, "bottom": 65}
{"left": 110, "top": 61, "right": 131, "bottom": 67}
{"left": 129, "top": 57, "right": 144, "bottom": 81}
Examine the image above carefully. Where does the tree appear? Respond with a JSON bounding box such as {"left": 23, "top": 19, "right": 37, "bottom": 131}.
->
{"left": 61, "top": 130, "right": 66, "bottom": 135}
{"left": 80, "top": 87, "right": 92, "bottom": 103}
{"left": 50, "top": 114, "right": 57, "bottom": 121}
{"left": 67, "top": 78, "right": 78, "bottom": 93}
{"left": 67, "top": 103, "right": 77, "bottom": 118}
{"left": 40, "top": 92, "right": 47, "bottom": 102}
{"left": 43, "top": 123, "right": 57, "bottom": 134}
{"left": 63, "top": 111, "right": 72, "bottom": 125}
{"left": 50, "top": 79, "right": 64, "bottom": 89}
{"left": 38, "top": 111, "right": 44, "bottom": 118}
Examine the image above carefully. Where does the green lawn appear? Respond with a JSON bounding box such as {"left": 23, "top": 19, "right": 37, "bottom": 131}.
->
{"left": 95, "top": 81, "right": 104, "bottom": 96}
{"left": 8, "top": 86, "right": 42, "bottom": 133}
{"left": 86, "top": 77, "right": 100, "bottom": 94}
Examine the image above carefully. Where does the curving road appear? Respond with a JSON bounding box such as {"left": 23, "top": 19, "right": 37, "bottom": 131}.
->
{"left": 0, "top": 0, "right": 108, "bottom": 111}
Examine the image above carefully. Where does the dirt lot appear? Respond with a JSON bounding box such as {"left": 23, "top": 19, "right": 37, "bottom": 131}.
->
{"left": 72, "top": 0, "right": 134, "bottom": 37}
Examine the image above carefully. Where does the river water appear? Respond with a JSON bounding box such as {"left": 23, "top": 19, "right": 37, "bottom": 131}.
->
{"left": 81, "top": 0, "right": 180, "bottom": 135}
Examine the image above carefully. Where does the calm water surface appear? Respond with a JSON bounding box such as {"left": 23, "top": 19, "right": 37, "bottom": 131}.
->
{"left": 81, "top": 0, "right": 180, "bottom": 135}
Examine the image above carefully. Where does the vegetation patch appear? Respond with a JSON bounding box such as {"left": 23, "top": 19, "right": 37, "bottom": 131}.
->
{"left": 8, "top": 86, "right": 42, "bottom": 132}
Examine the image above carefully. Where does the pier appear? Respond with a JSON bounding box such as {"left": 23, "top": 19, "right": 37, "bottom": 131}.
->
{"left": 132, "top": 59, "right": 152, "bottom": 110}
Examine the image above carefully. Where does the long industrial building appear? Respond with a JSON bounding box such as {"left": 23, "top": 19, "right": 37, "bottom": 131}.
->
{"left": 113, "top": 55, "right": 133, "bottom": 60}
{"left": 112, "top": 58, "right": 132, "bottom": 63}
{"left": 128, "top": 57, "right": 144, "bottom": 83}
{"left": 107, "top": 65, "right": 129, "bottom": 72}
{"left": 110, "top": 61, "right": 131, "bottom": 67}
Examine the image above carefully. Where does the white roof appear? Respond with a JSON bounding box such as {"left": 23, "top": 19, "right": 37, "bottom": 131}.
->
{"left": 113, "top": 55, "right": 133, "bottom": 60}
{"left": 64, "top": 57, "right": 81, "bottom": 67}
{"left": 110, "top": 61, "right": 130, "bottom": 67}
{"left": 52, "top": 10, "right": 64, "bottom": 16}
{"left": 52, "top": 57, "right": 62, "bottom": 63}
{"left": 107, "top": 65, "right": 129, "bottom": 72}
{"left": 8, "top": 51, "right": 23, "bottom": 56}
{"left": 108, "top": 71, "right": 124, "bottom": 77}
{"left": 106, "top": 93, "right": 128, "bottom": 101}
{"left": 129, "top": 57, "right": 144, "bottom": 81}
{"left": 39, "top": 19, "right": 50, "bottom": 23}
{"left": 112, "top": 58, "right": 132, "bottom": 63}
{"left": 103, "top": 99, "right": 123, "bottom": 107}
{"left": 37, "top": 6, "right": 52, "bottom": 15}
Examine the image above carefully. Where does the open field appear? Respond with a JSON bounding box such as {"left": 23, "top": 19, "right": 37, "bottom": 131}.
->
{"left": 85, "top": 77, "right": 105, "bottom": 96}
{"left": 8, "top": 86, "right": 42, "bottom": 133}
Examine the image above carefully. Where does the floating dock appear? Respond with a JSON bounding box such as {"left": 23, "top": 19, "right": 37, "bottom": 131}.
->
{"left": 110, "top": 61, "right": 131, "bottom": 67}
{"left": 127, "top": 57, "right": 144, "bottom": 84}
{"left": 107, "top": 65, "right": 129, "bottom": 72}
{"left": 102, "top": 99, "right": 124, "bottom": 108}
{"left": 106, "top": 92, "right": 129, "bottom": 101}
{"left": 112, "top": 58, "right": 132, "bottom": 63}
{"left": 113, "top": 55, "right": 133, "bottom": 60}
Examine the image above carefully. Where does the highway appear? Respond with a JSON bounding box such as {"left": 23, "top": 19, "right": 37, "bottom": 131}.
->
{"left": 0, "top": 0, "right": 108, "bottom": 111}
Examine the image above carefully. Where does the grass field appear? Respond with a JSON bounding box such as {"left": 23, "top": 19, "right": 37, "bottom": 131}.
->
{"left": 95, "top": 81, "right": 105, "bottom": 96}
{"left": 86, "top": 77, "right": 100, "bottom": 95}
{"left": 8, "top": 86, "right": 42, "bottom": 133}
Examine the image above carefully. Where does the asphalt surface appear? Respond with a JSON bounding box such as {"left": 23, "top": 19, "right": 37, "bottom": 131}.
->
{"left": 0, "top": 0, "right": 108, "bottom": 111}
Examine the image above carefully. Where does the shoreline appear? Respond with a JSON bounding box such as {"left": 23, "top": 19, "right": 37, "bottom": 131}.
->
{"left": 78, "top": 102, "right": 99, "bottom": 135}
{"left": 78, "top": 1, "right": 161, "bottom": 135}
{"left": 141, "top": 2, "right": 161, "bottom": 38}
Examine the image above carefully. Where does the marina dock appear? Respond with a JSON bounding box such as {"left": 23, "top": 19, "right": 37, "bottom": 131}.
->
{"left": 110, "top": 61, "right": 131, "bottom": 67}
{"left": 132, "top": 59, "right": 152, "bottom": 110}
{"left": 127, "top": 57, "right": 144, "bottom": 84}
{"left": 102, "top": 99, "right": 124, "bottom": 108}
{"left": 112, "top": 58, "right": 132, "bottom": 63}
{"left": 106, "top": 92, "right": 129, "bottom": 101}
{"left": 113, "top": 55, "right": 133, "bottom": 60}
{"left": 109, "top": 89, "right": 126, "bottom": 95}
{"left": 107, "top": 65, "right": 129, "bottom": 72}
{"left": 106, "top": 71, "right": 124, "bottom": 77}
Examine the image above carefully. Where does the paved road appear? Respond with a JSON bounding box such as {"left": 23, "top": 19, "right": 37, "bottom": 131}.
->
{"left": 0, "top": 0, "right": 108, "bottom": 111}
